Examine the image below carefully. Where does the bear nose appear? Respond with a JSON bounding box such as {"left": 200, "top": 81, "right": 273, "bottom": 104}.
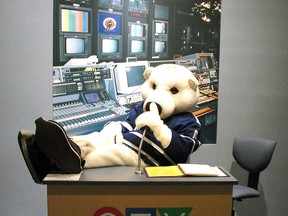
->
{"left": 145, "top": 102, "right": 162, "bottom": 115}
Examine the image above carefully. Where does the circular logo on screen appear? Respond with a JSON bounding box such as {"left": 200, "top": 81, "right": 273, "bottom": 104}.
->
{"left": 103, "top": 17, "right": 117, "bottom": 31}
{"left": 93, "top": 207, "right": 123, "bottom": 216}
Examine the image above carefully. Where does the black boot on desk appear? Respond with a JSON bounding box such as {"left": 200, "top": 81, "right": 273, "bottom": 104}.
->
{"left": 35, "top": 117, "right": 85, "bottom": 174}
{"left": 18, "top": 130, "right": 54, "bottom": 183}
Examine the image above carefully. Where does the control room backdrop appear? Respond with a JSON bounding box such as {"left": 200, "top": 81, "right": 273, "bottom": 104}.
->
{"left": 52, "top": 0, "right": 222, "bottom": 144}
{"left": 0, "top": 0, "right": 288, "bottom": 216}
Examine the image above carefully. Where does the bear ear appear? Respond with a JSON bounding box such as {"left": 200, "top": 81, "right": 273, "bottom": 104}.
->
{"left": 188, "top": 79, "right": 198, "bottom": 91}
{"left": 143, "top": 67, "right": 154, "bottom": 80}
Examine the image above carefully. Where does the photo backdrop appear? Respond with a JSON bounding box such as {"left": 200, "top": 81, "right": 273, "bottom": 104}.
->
{"left": 52, "top": 0, "right": 222, "bottom": 144}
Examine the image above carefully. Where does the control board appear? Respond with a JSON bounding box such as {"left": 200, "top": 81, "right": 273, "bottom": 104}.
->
{"left": 53, "top": 65, "right": 129, "bottom": 136}
{"left": 53, "top": 96, "right": 129, "bottom": 136}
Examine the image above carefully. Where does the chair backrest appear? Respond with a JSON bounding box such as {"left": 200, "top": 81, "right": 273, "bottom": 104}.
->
{"left": 233, "top": 137, "right": 276, "bottom": 189}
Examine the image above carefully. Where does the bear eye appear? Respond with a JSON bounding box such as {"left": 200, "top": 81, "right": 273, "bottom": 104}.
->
{"left": 152, "top": 83, "right": 157, "bottom": 90}
{"left": 170, "top": 87, "right": 179, "bottom": 94}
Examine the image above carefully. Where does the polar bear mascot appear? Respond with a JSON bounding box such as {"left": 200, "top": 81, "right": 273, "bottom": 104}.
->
{"left": 34, "top": 64, "right": 202, "bottom": 173}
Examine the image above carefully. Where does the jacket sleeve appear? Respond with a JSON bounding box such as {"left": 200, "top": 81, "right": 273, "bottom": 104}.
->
{"left": 120, "top": 102, "right": 144, "bottom": 133}
{"left": 164, "top": 113, "right": 202, "bottom": 164}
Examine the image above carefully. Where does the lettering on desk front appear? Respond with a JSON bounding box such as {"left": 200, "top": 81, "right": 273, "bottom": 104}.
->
{"left": 94, "top": 207, "right": 192, "bottom": 216}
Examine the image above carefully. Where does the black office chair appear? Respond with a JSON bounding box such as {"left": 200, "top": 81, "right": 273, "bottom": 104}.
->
{"left": 232, "top": 137, "right": 276, "bottom": 215}
{"left": 18, "top": 130, "right": 53, "bottom": 184}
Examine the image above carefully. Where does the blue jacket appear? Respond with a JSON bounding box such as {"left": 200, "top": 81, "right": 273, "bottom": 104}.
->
{"left": 121, "top": 102, "right": 202, "bottom": 166}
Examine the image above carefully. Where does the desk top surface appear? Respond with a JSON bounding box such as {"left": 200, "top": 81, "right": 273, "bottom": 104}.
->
{"left": 43, "top": 166, "right": 237, "bottom": 185}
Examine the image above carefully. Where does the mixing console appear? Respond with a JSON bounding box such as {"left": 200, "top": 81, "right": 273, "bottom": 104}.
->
{"left": 53, "top": 100, "right": 130, "bottom": 136}
{"left": 52, "top": 64, "right": 130, "bottom": 136}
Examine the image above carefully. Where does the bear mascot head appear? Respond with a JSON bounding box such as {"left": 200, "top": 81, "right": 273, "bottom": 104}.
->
{"left": 141, "top": 64, "right": 199, "bottom": 119}
{"left": 33, "top": 64, "right": 202, "bottom": 173}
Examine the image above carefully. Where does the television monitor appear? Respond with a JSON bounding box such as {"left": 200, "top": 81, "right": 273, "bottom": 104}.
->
{"left": 128, "top": 0, "right": 138, "bottom": 10}
{"left": 154, "top": 4, "right": 169, "bottom": 20}
{"left": 130, "top": 23, "right": 146, "bottom": 37}
{"left": 138, "top": 1, "right": 149, "bottom": 13}
{"left": 128, "top": 0, "right": 149, "bottom": 13}
{"left": 154, "top": 20, "right": 168, "bottom": 36}
{"left": 154, "top": 41, "right": 166, "bottom": 53}
{"left": 114, "top": 61, "right": 149, "bottom": 95}
{"left": 98, "top": 35, "right": 122, "bottom": 60}
{"left": 98, "top": 11, "right": 122, "bottom": 35}
{"left": 131, "top": 40, "right": 144, "bottom": 53}
{"left": 59, "top": 35, "right": 92, "bottom": 62}
{"left": 58, "top": 5, "right": 92, "bottom": 63}
{"left": 152, "top": 39, "right": 168, "bottom": 59}
{"left": 129, "top": 39, "right": 147, "bottom": 58}
{"left": 65, "top": 37, "right": 86, "bottom": 54}
{"left": 60, "top": 5, "right": 91, "bottom": 34}
{"left": 98, "top": 0, "right": 123, "bottom": 10}
{"left": 152, "top": 20, "right": 168, "bottom": 59}
{"left": 128, "top": 22, "right": 148, "bottom": 58}
{"left": 102, "top": 38, "right": 118, "bottom": 53}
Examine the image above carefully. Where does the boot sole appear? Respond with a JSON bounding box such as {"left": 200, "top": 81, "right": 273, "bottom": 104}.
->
{"left": 35, "top": 117, "right": 83, "bottom": 173}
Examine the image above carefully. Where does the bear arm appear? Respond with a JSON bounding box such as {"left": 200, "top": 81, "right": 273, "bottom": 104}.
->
{"left": 100, "top": 121, "right": 123, "bottom": 145}
{"left": 166, "top": 130, "right": 201, "bottom": 164}
{"left": 153, "top": 124, "right": 172, "bottom": 148}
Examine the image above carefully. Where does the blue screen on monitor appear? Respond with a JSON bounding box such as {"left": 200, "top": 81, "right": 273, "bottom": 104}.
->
{"left": 98, "top": 13, "right": 121, "bottom": 35}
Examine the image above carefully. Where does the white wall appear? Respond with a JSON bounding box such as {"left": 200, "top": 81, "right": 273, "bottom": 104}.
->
{"left": 217, "top": 1, "right": 288, "bottom": 215}
{"left": 0, "top": 0, "right": 52, "bottom": 215}
{"left": 0, "top": 0, "right": 287, "bottom": 215}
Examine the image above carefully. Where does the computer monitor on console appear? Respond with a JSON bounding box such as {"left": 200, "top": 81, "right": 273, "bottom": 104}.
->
{"left": 114, "top": 61, "right": 148, "bottom": 96}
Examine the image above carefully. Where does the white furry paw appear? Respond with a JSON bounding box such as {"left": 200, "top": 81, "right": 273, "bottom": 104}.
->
{"left": 100, "top": 121, "right": 123, "bottom": 145}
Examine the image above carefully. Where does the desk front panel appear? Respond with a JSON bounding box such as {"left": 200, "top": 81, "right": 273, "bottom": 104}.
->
{"left": 47, "top": 183, "right": 232, "bottom": 216}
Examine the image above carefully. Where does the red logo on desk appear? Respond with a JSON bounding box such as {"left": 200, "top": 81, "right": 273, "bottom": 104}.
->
{"left": 94, "top": 207, "right": 123, "bottom": 216}
{"left": 94, "top": 207, "right": 192, "bottom": 216}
